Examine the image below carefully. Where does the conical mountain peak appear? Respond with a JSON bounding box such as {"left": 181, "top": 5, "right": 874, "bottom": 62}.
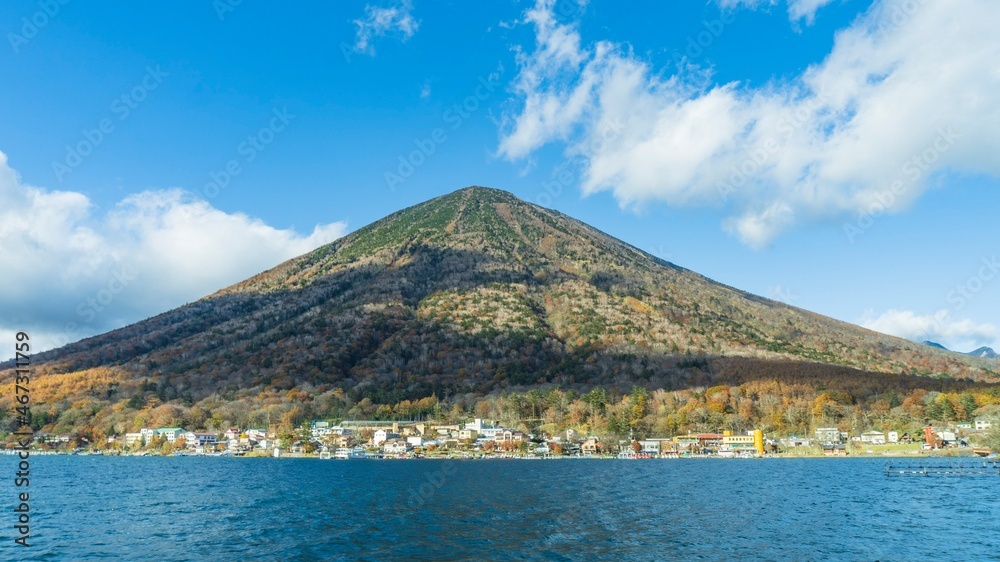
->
{"left": 25, "top": 185, "right": 998, "bottom": 395}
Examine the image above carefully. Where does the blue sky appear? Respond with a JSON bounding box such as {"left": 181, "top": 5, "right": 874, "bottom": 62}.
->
{"left": 1, "top": 0, "right": 998, "bottom": 354}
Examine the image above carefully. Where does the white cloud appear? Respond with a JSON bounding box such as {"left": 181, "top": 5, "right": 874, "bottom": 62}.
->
{"left": 715, "top": 0, "right": 834, "bottom": 23}
{"left": 420, "top": 80, "right": 432, "bottom": 99}
{"left": 861, "top": 308, "right": 998, "bottom": 352}
{"left": 353, "top": 0, "right": 420, "bottom": 56}
{"left": 0, "top": 151, "right": 347, "bottom": 352}
{"left": 716, "top": 0, "right": 775, "bottom": 9}
{"left": 787, "top": 0, "right": 836, "bottom": 24}
{"left": 499, "top": 0, "right": 1000, "bottom": 247}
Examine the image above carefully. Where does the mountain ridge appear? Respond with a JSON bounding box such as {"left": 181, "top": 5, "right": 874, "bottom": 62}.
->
{"left": 20, "top": 186, "right": 997, "bottom": 384}
{"left": 3, "top": 186, "right": 999, "bottom": 439}
{"left": 923, "top": 341, "right": 998, "bottom": 359}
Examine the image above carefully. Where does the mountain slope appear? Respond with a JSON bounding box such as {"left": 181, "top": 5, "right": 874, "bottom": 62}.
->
{"left": 967, "top": 347, "right": 998, "bottom": 359}
{"left": 4, "top": 187, "right": 998, "bottom": 422}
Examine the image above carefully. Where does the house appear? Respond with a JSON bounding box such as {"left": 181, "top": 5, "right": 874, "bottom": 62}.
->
{"left": 955, "top": 421, "right": 973, "bottom": 431}
{"left": 140, "top": 427, "right": 185, "bottom": 442}
{"left": 310, "top": 422, "right": 334, "bottom": 440}
{"left": 639, "top": 439, "right": 672, "bottom": 455}
{"left": 458, "top": 429, "right": 479, "bottom": 441}
{"left": 124, "top": 432, "right": 143, "bottom": 446}
{"left": 822, "top": 443, "right": 848, "bottom": 456}
{"left": 328, "top": 434, "right": 352, "bottom": 448}
{"left": 581, "top": 438, "right": 601, "bottom": 455}
{"left": 860, "top": 431, "right": 886, "bottom": 445}
{"left": 383, "top": 439, "right": 410, "bottom": 454}
{"left": 224, "top": 428, "right": 240, "bottom": 441}
{"left": 406, "top": 436, "right": 426, "bottom": 448}
{"left": 181, "top": 431, "right": 218, "bottom": 447}
{"left": 780, "top": 437, "right": 811, "bottom": 448}
{"left": 373, "top": 429, "right": 400, "bottom": 446}
{"left": 638, "top": 440, "right": 660, "bottom": 455}
{"left": 815, "top": 427, "right": 842, "bottom": 443}
{"left": 887, "top": 431, "right": 899, "bottom": 443}
{"left": 975, "top": 418, "right": 993, "bottom": 432}
{"left": 246, "top": 429, "right": 269, "bottom": 441}
{"left": 936, "top": 431, "right": 958, "bottom": 445}
{"left": 193, "top": 432, "right": 219, "bottom": 447}
{"left": 535, "top": 442, "right": 551, "bottom": 454}
{"left": 465, "top": 418, "right": 504, "bottom": 440}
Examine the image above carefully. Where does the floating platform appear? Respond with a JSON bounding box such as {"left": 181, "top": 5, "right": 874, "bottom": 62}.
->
{"left": 885, "top": 461, "right": 1000, "bottom": 476}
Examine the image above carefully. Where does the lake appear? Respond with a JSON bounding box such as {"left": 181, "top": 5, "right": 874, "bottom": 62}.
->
{"left": 2, "top": 456, "right": 997, "bottom": 560}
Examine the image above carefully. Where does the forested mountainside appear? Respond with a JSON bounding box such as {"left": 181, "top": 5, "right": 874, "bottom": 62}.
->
{"left": 2, "top": 186, "right": 997, "bottom": 438}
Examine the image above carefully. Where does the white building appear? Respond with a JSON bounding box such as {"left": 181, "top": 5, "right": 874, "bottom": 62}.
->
{"left": 182, "top": 432, "right": 218, "bottom": 447}
{"left": 815, "top": 428, "right": 842, "bottom": 443}
{"left": 975, "top": 418, "right": 993, "bottom": 432}
{"left": 936, "top": 431, "right": 958, "bottom": 444}
{"left": 860, "top": 431, "right": 886, "bottom": 445}
{"left": 246, "top": 429, "right": 269, "bottom": 441}
{"left": 887, "top": 431, "right": 899, "bottom": 443}
{"left": 465, "top": 418, "right": 504, "bottom": 440}
{"left": 140, "top": 427, "right": 185, "bottom": 442}
{"left": 639, "top": 440, "right": 662, "bottom": 455}
{"left": 373, "top": 429, "right": 400, "bottom": 446}
{"left": 383, "top": 439, "right": 410, "bottom": 454}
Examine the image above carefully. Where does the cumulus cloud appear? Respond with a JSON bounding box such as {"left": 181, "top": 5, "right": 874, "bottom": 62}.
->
{"left": 352, "top": 0, "right": 420, "bottom": 55}
{"left": 0, "top": 152, "right": 347, "bottom": 352}
{"left": 861, "top": 309, "right": 999, "bottom": 352}
{"left": 499, "top": 0, "right": 1000, "bottom": 247}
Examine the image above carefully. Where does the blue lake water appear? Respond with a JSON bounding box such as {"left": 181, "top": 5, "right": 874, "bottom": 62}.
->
{"left": 2, "top": 456, "right": 998, "bottom": 561}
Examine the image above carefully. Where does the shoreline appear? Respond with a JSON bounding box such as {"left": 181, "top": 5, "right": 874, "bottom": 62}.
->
{"left": 7, "top": 449, "right": 994, "bottom": 461}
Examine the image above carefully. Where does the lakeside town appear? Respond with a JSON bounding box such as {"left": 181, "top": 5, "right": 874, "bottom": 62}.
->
{"left": 7, "top": 415, "right": 998, "bottom": 460}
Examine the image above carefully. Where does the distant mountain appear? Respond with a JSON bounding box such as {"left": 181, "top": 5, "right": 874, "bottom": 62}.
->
{"left": 923, "top": 341, "right": 997, "bottom": 359}
{"left": 2, "top": 186, "right": 998, "bottom": 434}
{"left": 967, "top": 347, "right": 999, "bottom": 359}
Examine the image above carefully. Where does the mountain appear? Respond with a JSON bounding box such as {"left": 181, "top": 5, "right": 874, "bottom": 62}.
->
{"left": 923, "top": 341, "right": 997, "bottom": 359}
{"left": 2, "top": 186, "right": 998, "bottom": 434}
{"left": 967, "top": 347, "right": 998, "bottom": 359}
